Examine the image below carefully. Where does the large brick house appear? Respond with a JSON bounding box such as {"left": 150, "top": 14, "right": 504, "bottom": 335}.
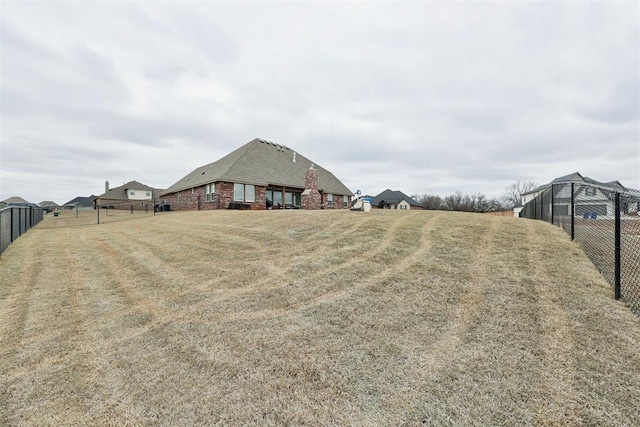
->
{"left": 160, "top": 138, "right": 353, "bottom": 211}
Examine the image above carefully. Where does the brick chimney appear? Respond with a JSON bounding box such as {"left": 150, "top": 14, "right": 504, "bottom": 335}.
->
{"left": 302, "top": 164, "right": 322, "bottom": 210}
{"left": 105, "top": 180, "right": 109, "bottom": 193}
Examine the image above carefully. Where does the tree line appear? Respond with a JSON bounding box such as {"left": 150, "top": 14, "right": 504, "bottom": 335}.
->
{"left": 412, "top": 192, "right": 505, "bottom": 213}
{"left": 411, "top": 180, "right": 537, "bottom": 213}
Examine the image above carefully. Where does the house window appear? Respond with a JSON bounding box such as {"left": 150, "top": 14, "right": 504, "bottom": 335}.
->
{"left": 234, "top": 183, "right": 244, "bottom": 201}
{"left": 129, "top": 190, "right": 135, "bottom": 196}
{"left": 245, "top": 185, "right": 255, "bottom": 202}
{"left": 273, "top": 190, "right": 283, "bottom": 207}
{"left": 343, "top": 196, "right": 348, "bottom": 208}
{"left": 146, "top": 191, "right": 151, "bottom": 197}
{"left": 327, "top": 194, "right": 333, "bottom": 207}
{"left": 234, "top": 183, "right": 255, "bottom": 202}
{"left": 585, "top": 187, "right": 596, "bottom": 196}
{"left": 206, "top": 184, "right": 215, "bottom": 201}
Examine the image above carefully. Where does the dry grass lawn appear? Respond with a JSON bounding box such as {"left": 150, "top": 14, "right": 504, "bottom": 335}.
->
{"left": 1, "top": 210, "right": 639, "bottom": 425}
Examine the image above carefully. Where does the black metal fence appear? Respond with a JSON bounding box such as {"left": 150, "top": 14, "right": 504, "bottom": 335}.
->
{"left": 520, "top": 182, "right": 640, "bottom": 315}
{"left": 95, "top": 198, "right": 161, "bottom": 225}
{"left": 0, "top": 206, "right": 45, "bottom": 257}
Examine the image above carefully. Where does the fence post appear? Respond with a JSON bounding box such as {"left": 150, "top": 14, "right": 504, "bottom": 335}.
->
{"left": 614, "top": 192, "right": 621, "bottom": 300}
{"left": 570, "top": 183, "right": 575, "bottom": 241}
{"left": 550, "top": 184, "right": 554, "bottom": 225}
{"left": 97, "top": 204, "right": 100, "bottom": 225}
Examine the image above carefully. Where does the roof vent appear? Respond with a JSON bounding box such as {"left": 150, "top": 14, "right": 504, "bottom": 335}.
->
{"left": 293, "top": 152, "right": 297, "bottom": 162}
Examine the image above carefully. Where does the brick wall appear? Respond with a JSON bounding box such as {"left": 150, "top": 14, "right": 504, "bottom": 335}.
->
{"left": 160, "top": 186, "right": 213, "bottom": 211}
{"left": 161, "top": 181, "right": 350, "bottom": 211}
{"left": 320, "top": 193, "right": 350, "bottom": 209}
{"left": 161, "top": 182, "right": 267, "bottom": 211}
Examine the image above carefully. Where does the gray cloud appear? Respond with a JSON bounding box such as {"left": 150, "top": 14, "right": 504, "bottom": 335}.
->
{"left": 1, "top": 1, "right": 638, "bottom": 204}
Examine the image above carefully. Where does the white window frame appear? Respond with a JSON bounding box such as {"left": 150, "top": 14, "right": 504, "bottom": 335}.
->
{"left": 233, "top": 183, "right": 255, "bottom": 202}
{"left": 343, "top": 196, "right": 348, "bottom": 208}
{"left": 245, "top": 184, "right": 255, "bottom": 202}
{"left": 585, "top": 187, "right": 596, "bottom": 197}
{"left": 206, "top": 183, "right": 215, "bottom": 202}
{"left": 234, "top": 183, "right": 244, "bottom": 201}
{"left": 327, "top": 193, "right": 333, "bottom": 207}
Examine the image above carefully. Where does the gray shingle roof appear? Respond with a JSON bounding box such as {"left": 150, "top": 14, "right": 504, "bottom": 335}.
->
{"left": 98, "top": 181, "right": 160, "bottom": 201}
{"left": 63, "top": 195, "right": 97, "bottom": 207}
{"left": 371, "top": 189, "right": 421, "bottom": 207}
{"left": 161, "top": 138, "right": 353, "bottom": 196}
{"left": 2, "top": 196, "right": 30, "bottom": 204}
{"left": 525, "top": 172, "right": 634, "bottom": 196}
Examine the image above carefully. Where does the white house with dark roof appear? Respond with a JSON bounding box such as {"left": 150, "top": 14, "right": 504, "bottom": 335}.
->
{"left": 517, "top": 172, "right": 638, "bottom": 218}
{"left": 160, "top": 138, "right": 353, "bottom": 211}
{"left": 370, "top": 189, "right": 422, "bottom": 210}
{"left": 94, "top": 181, "right": 163, "bottom": 210}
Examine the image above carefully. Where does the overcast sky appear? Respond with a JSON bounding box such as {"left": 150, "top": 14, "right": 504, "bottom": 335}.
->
{"left": 1, "top": 1, "right": 638, "bottom": 205}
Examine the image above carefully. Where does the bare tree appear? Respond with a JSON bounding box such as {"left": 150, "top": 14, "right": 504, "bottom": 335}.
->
{"left": 502, "top": 180, "right": 537, "bottom": 208}
{"left": 414, "top": 194, "right": 444, "bottom": 210}
{"left": 414, "top": 192, "right": 505, "bottom": 212}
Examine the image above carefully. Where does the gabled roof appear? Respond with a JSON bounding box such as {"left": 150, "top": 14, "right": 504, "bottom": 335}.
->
{"left": 39, "top": 201, "right": 59, "bottom": 207}
{"left": 371, "top": 189, "right": 421, "bottom": 207}
{"left": 550, "top": 172, "right": 584, "bottom": 184}
{"left": 582, "top": 177, "right": 626, "bottom": 191}
{"left": 64, "top": 195, "right": 97, "bottom": 207}
{"left": 98, "top": 180, "right": 160, "bottom": 201}
{"left": 0, "top": 196, "right": 40, "bottom": 208}
{"left": 2, "top": 196, "right": 29, "bottom": 204}
{"left": 525, "top": 172, "right": 632, "bottom": 195}
{"left": 161, "top": 138, "right": 353, "bottom": 196}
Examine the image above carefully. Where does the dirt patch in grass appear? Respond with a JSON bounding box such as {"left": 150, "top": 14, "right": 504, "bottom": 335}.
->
{"left": 1, "top": 210, "right": 639, "bottom": 425}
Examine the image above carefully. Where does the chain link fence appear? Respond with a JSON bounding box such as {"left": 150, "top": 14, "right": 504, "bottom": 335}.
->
{"left": 96, "top": 198, "right": 158, "bottom": 224}
{"left": 520, "top": 182, "right": 640, "bottom": 316}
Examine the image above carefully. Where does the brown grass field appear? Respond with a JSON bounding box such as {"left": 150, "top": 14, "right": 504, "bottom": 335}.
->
{"left": 1, "top": 209, "right": 639, "bottom": 425}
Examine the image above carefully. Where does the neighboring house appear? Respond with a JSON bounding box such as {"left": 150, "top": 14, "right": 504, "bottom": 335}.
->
{"left": 94, "top": 181, "right": 163, "bottom": 210}
{"left": 370, "top": 189, "right": 423, "bottom": 210}
{"left": 39, "top": 201, "right": 60, "bottom": 213}
{"left": 63, "top": 195, "right": 97, "bottom": 210}
{"left": 160, "top": 138, "right": 353, "bottom": 211}
{"left": 519, "top": 172, "right": 638, "bottom": 218}
{"left": 1, "top": 196, "right": 39, "bottom": 209}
